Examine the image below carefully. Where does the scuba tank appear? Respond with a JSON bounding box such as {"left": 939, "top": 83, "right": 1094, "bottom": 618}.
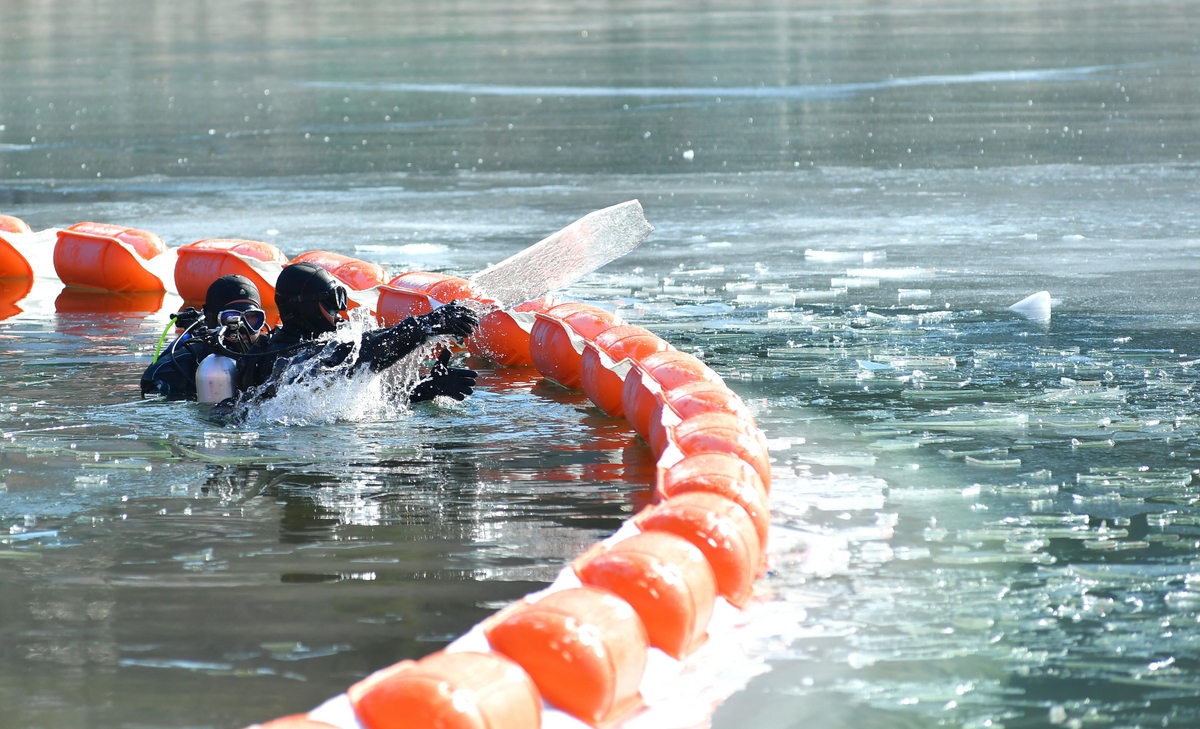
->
{"left": 195, "top": 354, "right": 239, "bottom": 404}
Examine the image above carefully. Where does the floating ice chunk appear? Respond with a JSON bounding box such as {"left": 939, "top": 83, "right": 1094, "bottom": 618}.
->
{"left": 847, "top": 267, "right": 933, "bottom": 279}
{"left": 920, "top": 413, "right": 1029, "bottom": 430}
{"left": 1020, "top": 233, "right": 1039, "bottom": 240}
{"left": 805, "top": 250, "right": 886, "bottom": 262}
{"left": 964, "top": 455, "right": 1022, "bottom": 467}
{"left": 1062, "top": 234, "right": 1085, "bottom": 240}
{"left": 831, "top": 277, "right": 879, "bottom": 288}
{"left": 793, "top": 289, "right": 843, "bottom": 302}
{"left": 682, "top": 149, "right": 695, "bottom": 160}
{"left": 792, "top": 454, "right": 877, "bottom": 467}
{"left": 735, "top": 294, "right": 773, "bottom": 305}
{"left": 897, "top": 288, "right": 931, "bottom": 301}
{"left": 355, "top": 242, "right": 448, "bottom": 255}
{"left": 1008, "top": 290, "right": 1052, "bottom": 320}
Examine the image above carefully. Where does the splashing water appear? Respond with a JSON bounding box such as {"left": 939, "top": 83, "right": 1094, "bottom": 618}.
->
{"left": 237, "top": 308, "right": 443, "bottom": 427}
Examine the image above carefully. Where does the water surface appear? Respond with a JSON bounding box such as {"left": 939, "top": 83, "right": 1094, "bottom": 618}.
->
{"left": 3, "top": 2, "right": 1200, "bottom": 728}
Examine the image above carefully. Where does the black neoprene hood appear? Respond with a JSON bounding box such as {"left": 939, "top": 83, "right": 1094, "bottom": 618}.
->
{"left": 203, "top": 274, "right": 262, "bottom": 327}
{"left": 275, "top": 262, "right": 341, "bottom": 335}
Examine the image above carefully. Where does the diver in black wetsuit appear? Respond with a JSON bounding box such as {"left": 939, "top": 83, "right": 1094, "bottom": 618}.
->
{"left": 140, "top": 274, "right": 269, "bottom": 399}
{"left": 243, "top": 262, "right": 479, "bottom": 403}
{"left": 141, "top": 266, "right": 479, "bottom": 405}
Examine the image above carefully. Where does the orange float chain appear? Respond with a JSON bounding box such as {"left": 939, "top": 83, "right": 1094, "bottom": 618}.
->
{"left": 1, "top": 217, "right": 774, "bottom": 726}
{"left": 248, "top": 299, "right": 774, "bottom": 729}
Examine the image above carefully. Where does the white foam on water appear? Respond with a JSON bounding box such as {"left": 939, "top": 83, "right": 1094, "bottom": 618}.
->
{"left": 238, "top": 309, "right": 433, "bottom": 427}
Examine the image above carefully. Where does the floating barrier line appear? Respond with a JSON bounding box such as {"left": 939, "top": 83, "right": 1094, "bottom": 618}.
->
{"left": 0, "top": 212, "right": 777, "bottom": 729}
{"left": 259, "top": 292, "right": 775, "bottom": 729}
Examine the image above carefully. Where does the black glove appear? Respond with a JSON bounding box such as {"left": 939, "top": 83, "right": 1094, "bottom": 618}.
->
{"left": 416, "top": 301, "right": 479, "bottom": 340}
{"left": 410, "top": 348, "right": 478, "bottom": 403}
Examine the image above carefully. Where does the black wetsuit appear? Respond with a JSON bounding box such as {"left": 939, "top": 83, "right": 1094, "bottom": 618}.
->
{"left": 139, "top": 326, "right": 265, "bottom": 400}
{"left": 142, "top": 313, "right": 471, "bottom": 404}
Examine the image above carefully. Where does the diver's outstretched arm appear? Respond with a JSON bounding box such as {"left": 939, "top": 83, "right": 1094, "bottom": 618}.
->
{"left": 359, "top": 301, "right": 478, "bottom": 373}
{"left": 239, "top": 301, "right": 479, "bottom": 405}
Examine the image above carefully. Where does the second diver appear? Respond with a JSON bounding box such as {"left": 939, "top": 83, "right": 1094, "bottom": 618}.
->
{"left": 141, "top": 266, "right": 479, "bottom": 406}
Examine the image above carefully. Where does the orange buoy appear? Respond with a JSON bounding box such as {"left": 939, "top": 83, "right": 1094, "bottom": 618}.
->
{"left": 574, "top": 531, "right": 716, "bottom": 659}
{"left": 647, "top": 382, "right": 754, "bottom": 456}
{"left": 375, "top": 271, "right": 455, "bottom": 325}
{"left": 53, "top": 222, "right": 168, "bottom": 292}
{"left": 291, "top": 251, "right": 387, "bottom": 291}
{"left": 528, "top": 306, "right": 588, "bottom": 387}
{"left": 390, "top": 270, "right": 457, "bottom": 291}
{"left": 622, "top": 351, "right": 722, "bottom": 441}
{"left": 66, "top": 222, "right": 167, "bottom": 259}
{"left": 423, "top": 277, "right": 512, "bottom": 360}
{"left": 0, "top": 214, "right": 32, "bottom": 234}
{"left": 467, "top": 297, "right": 554, "bottom": 367}
{"left": 484, "top": 587, "right": 647, "bottom": 727}
{"left": 658, "top": 411, "right": 772, "bottom": 491}
{"left": 634, "top": 492, "right": 761, "bottom": 607}
{"left": 375, "top": 287, "right": 433, "bottom": 324}
{"left": 348, "top": 651, "right": 542, "bottom": 729}
{"left": 375, "top": 272, "right": 548, "bottom": 365}
{"left": 0, "top": 276, "right": 33, "bottom": 321}
{"left": 529, "top": 303, "right": 618, "bottom": 388}
{"left": 174, "top": 238, "right": 287, "bottom": 304}
{"left": 658, "top": 453, "right": 770, "bottom": 557}
{"left": 246, "top": 716, "right": 340, "bottom": 729}
{"left": 423, "top": 276, "right": 473, "bottom": 303}
{"left": 0, "top": 233, "right": 35, "bottom": 279}
{"left": 424, "top": 276, "right": 555, "bottom": 367}
{"left": 579, "top": 326, "right": 671, "bottom": 417}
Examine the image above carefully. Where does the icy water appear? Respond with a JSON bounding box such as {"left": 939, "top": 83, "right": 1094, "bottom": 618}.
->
{"left": 4, "top": 1, "right": 1200, "bottom": 728}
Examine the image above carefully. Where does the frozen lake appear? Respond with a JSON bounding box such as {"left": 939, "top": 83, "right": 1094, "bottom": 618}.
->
{"left": 3, "top": 2, "right": 1200, "bottom": 728}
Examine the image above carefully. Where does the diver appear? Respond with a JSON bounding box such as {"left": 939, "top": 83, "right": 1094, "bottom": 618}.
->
{"left": 243, "top": 262, "right": 478, "bottom": 403}
{"left": 141, "top": 266, "right": 479, "bottom": 406}
{"left": 140, "top": 274, "right": 269, "bottom": 399}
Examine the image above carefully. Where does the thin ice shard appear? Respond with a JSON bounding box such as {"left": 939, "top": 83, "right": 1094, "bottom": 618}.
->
{"left": 1009, "top": 290, "right": 1052, "bottom": 320}
{"left": 468, "top": 200, "right": 653, "bottom": 309}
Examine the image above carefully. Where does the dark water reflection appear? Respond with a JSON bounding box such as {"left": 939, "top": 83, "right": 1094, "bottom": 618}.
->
{"left": 0, "top": 361, "right": 653, "bottom": 727}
